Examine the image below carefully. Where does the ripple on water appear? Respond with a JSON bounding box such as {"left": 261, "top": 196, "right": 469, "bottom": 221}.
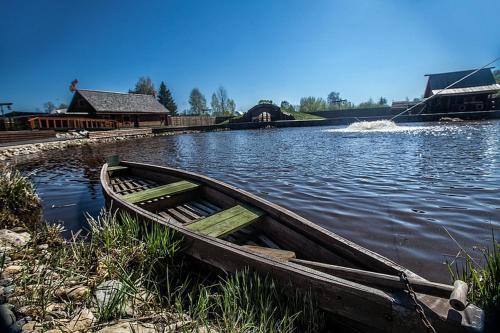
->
{"left": 9, "top": 120, "right": 500, "bottom": 283}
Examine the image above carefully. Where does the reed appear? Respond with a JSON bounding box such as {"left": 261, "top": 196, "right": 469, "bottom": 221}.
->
{"left": 0, "top": 166, "right": 41, "bottom": 228}
{"left": 448, "top": 232, "right": 499, "bottom": 329}
{"left": 84, "top": 211, "right": 326, "bottom": 332}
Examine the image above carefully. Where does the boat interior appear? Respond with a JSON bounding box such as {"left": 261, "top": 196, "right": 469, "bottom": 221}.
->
{"left": 106, "top": 162, "right": 403, "bottom": 277}
{"left": 104, "top": 162, "right": 474, "bottom": 325}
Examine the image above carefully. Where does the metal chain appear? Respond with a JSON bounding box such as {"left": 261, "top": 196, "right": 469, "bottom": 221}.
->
{"left": 400, "top": 271, "right": 437, "bottom": 333}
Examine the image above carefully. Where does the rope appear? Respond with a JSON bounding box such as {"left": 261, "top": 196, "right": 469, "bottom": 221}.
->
{"left": 390, "top": 56, "right": 500, "bottom": 121}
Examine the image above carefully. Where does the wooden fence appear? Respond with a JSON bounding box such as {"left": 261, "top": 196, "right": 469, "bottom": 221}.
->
{"left": 28, "top": 117, "right": 117, "bottom": 130}
{"left": 0, "top": 130, "right": 56, "bottom": 144}
{"left": 168, "top": 116, "right": 216, "bottom": 127}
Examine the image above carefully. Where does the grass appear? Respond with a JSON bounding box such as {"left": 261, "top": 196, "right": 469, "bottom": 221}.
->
{"left": 3, "top": 208, "right": 325, "bottom": 332}
{"left": 286, "top": 111, "right": 325, "bottom": 120}
{"left": 0, "top": 165, "right": 42, "bottom": 229}
{"left": 448, "top": 231, "right": 499, "bottom": 330}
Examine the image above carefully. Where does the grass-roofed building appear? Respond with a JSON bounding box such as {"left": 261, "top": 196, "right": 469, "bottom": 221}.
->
{"left": 67, "top": 89, "right": 169, "bottom": 127}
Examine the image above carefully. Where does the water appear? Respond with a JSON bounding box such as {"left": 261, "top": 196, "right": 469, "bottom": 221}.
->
{"left": 7, "top": 121, "right": 500, "bottom": 283}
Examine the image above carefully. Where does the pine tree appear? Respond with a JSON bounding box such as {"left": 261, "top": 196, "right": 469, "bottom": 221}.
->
{"left": 158, "top": 81, "right": 177, "bottom": 115}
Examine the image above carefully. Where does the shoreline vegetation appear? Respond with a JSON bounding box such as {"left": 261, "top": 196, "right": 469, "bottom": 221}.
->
{"left": 1, "top": 167, "right": 499, "bottom": 331}
{"left": 0, "top": 167, "right": 326, "bottom": 333}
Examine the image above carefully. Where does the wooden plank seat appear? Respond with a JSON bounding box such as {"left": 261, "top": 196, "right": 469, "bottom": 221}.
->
{"left": 122, "top": 180, "right": 199, "bottom": 204}
{"left": 186, "top": 204, "right": 263, "bottom": 238}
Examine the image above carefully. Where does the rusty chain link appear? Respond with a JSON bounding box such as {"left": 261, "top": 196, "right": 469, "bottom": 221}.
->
{"left": 400, "top": 271, "right": 437, "bottom": 333}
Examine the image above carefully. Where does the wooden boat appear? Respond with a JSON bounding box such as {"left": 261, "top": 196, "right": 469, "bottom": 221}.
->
{"left": 101, "top": 160, "right": 484, "bottom": 332}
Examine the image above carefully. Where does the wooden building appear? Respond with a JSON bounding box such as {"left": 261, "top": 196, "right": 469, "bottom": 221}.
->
{"left": 66, "top": 89, "right": 169, "bottom": 127}
{"left": 423, "top": 68, "right": 500, "bottom": 113}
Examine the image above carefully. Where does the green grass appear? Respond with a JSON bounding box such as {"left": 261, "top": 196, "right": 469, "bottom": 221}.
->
{"left": 287, "top": 111, "right": 325, "bottom": 120}
{"left": 5, "top": 209, "right": 325, "bottom": 332}
{"left": 448, "top": 232, "right": 499, "bottom": 330}
{"left": 0, "top": 166, "right": 42, "bottom": 229}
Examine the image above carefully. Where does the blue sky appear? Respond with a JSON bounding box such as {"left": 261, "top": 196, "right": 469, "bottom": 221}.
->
{"left": 1, "top": 0, "right": 499, "bottom": 113}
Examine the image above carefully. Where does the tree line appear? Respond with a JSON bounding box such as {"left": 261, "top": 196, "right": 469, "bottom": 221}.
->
{"left": 130, "top": 77, "right": 237, "bottom": 116}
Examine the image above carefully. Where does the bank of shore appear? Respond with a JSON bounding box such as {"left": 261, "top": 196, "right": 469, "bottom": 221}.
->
{"left": 0, "top": 129, "right": 199, "bottom": 162}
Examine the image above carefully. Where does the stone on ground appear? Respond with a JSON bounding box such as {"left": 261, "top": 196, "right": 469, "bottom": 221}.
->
{"left": 0, "top": 229, "right": 31, "bottom": 247}
{"left": 68, "top": 307, "right": 95, "bottom": 331}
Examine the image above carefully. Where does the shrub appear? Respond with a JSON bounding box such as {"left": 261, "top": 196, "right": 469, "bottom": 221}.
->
{"left": 0, "top": 166, "right": 42, "bottom": 228}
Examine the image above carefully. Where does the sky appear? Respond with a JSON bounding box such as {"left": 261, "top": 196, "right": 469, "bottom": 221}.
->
{"left": 1, "top": 0, "right": 499, "bottom": 113}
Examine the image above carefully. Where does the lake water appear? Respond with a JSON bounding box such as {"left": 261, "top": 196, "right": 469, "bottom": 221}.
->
{"left": 8, "top": 121, "right": 500, "bottom": 283}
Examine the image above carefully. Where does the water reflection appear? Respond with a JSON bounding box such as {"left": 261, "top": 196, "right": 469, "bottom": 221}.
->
{"left": 8, "top": 121, "right": 500, "bottom": 283}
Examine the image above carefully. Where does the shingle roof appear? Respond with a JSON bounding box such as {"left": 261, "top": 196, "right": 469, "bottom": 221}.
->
{"left": 425, "top": 68, "right": 496, "bottom": 91}
{"left": 77, "top": 89, "right": 168, "bottom": 113}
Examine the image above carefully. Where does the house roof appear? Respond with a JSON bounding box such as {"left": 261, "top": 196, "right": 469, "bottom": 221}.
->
{"left": 76, "top": 89, "right": 168, "bottom": 114}
{"left": 424, "top": 68, "right": 497, "bottom": 97}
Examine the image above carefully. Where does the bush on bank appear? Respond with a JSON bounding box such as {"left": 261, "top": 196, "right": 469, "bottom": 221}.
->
{"left": 0, "top": 166, "right": 42, "bottom": 229}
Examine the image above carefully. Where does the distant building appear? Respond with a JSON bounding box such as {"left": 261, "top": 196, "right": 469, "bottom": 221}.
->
{"left": 423, "top": 68, "right": 500, "bottom": 113}
{"left": 235, "top": 103, "right": 295, "bottom": 123}
{"left": 67, "top": 89, "right": 169, "bottom": 127}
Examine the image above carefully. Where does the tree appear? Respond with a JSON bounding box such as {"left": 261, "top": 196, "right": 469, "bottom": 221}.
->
{"left": 378, "top": 97, "right": 388, "bottom": 106}
{"left": 494, "top": 70, "right": 500, "bottom": 84}
{"left": 258, "top": 99, "right": 273, "bottom": 104}
{"left": 189, "top": 88, "right": 207, "bottom": 115}
{"left": 158, "top": 81, "right": 177, "bottom": 115}
{"left": 43, "top": 102, "right": 56, "bottom": 113}
{"left": 211, "top": 86, "right": 236, "bottom": 116}
{"left": 280, "top": 101, "right": 296, "bottom": 113}
{"left": 58, "top": 103, "right": 68, "bottom": 109}
{"left": 299, "top": 97, "right": 327, "bottom": 113}
{"left": 327, "top": 92, "right": 340, "bottom": 106}
{"left": 131, "top": 76, "right": 155, "bottom": 95}
{"left": 358, "top": 98, "right": 376, "bottom": 108}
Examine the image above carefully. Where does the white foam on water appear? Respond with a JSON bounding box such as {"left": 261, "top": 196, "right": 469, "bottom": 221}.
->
{"left": 327, "top": 120, "right": 439, "bottom": 133}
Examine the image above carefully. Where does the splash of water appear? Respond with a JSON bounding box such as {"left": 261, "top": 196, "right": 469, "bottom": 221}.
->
{"left": 329, "top": 120, "right": 432, "bottom": 133}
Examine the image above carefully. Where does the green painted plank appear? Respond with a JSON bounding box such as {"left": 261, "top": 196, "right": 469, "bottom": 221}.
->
{"left": 108, "top": 165, "right": 128, "bottom": 172}
{"left": 187, "top": 204, "right": 263, "bottom": 238}
{"left": 122, "top": 180, "right": 199, "bottom": 204}
{"left": 186, "top": 205, "right": 247, "bottom": 232}
{"left": 203, "top": 209, "right": 263, "bottom": 238}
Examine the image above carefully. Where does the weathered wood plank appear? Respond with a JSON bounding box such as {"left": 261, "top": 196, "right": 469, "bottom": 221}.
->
{"left": 157, "top": 211, "right": 178, "bottom": 223}
{"left": 290, "top": 258, "right": 454, "bottom": 298}
{"left": 122, "top": 181, "right": 199, "bottom": 204}
{"left": 177, "top": 205, "right": 201, "bottom": 219}
{"left": 168, "top": 208, "right": 193, "bottom": 224}
{"left": 183, "top": 203, "right": 208, "bottom": 216}
{"left": 242, "top": 245, "right": 296, "bottom": 261}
